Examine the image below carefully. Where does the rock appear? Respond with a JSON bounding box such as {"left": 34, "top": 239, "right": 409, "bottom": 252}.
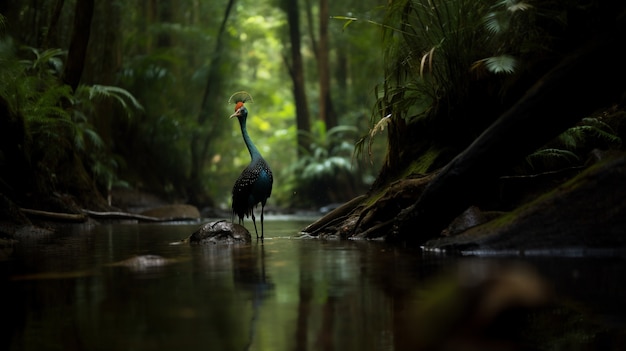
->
{"left": 188, "top": 220, "right": 251, "bottom": 245}
{"left": 424, "top": 153, "right": 626, "bottom": 253}
{"left": 140, "top": 204, "right": 200, "bottom": 221}
{"left": 441, "top": 206, "right": 506, "bottom": 236}
{"left": 108, "top": 254, "right": 179, "bottom": 272}
{"left": 441, "top": 206, "right": 487, "bottom": 236}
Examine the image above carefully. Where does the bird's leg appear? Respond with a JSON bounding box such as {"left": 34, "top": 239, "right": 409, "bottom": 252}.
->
{"left": 251, "top": 212, "right": 259, "bottom": 238}
{"left": 260, "top": 204, "right": 265, "bottom": 239}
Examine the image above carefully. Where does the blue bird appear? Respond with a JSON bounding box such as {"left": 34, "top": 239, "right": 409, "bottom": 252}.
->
{"left": 229, "top": 95, "right": 273, "bottom": 239}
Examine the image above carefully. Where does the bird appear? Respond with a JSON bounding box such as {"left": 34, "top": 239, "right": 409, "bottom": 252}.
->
{"left": 229, "top": 92, "right": 273, "bottom": 239}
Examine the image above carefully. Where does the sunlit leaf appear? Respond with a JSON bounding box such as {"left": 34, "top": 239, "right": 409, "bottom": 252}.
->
{"left": 498, "top": 0, "right": 533, "bottom": 12}
{"left": 370, "top": 114, "right": 392, "bottom": 137}
{"left": 482, "top": 55, "right": 517, "bottom": 74}
{"left": 483, "top": 12, "right": 509, "bottom": 34}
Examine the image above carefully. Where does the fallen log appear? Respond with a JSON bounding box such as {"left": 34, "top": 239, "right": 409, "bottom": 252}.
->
{"left": 20, "top": 208, "right": 87, "bottom": 222}
{"left": 19, "top": 208, "right": 198, "bottom": 223}
{"left": 81, "top": 209, "right": 198, "bottom": 222}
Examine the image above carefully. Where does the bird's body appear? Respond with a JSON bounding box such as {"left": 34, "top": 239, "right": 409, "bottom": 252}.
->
{"left": 230, "top": 99, "right": 273, "bottom": 239}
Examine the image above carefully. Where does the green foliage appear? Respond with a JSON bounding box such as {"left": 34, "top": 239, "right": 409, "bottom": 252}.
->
{"left": 1, "top": 42, "right": 74, "bottom": 167}
{"left": 525, "top": 148, "right": 580, "bottom": 172}
{"left": 297, "top": 121, "right": 356, "bottom": 180}
{"left": 284, "top": 121, "right": 362, "bottom": 206}
{"left": 525, "top": 117, "right": 622, "bottom": 172}
{"left": 558, "top": 118, "right": 622, "bottom": 151}
{"left": 73, "top": 84, "right": 142, "bottom": 192}
{"left": 2, "top": 0, "right": 388, "bottom": 209}
{"left": 78, "top": 84, "right": 143, "bottom": 116}
{"left": 374, "top": 0, "right": 489, "bottom": 122}
{"left": 0, "top": 37, "right": 141, "bottom": 199}
{"left": 352, "top": 0, "right": 604, "bottom": 182}
{"left": 22, "top": 47, "right": 66, "bottom": 77}
{"left": 475, "top": 54, "right": 517, "bottom": 74}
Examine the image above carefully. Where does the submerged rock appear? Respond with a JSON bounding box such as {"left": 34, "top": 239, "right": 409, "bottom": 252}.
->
{"left": 108, "top": 254, "right": 178, "bottom": 272}
{"left": 188, "top": 220, "right": 251, "bottom": 245}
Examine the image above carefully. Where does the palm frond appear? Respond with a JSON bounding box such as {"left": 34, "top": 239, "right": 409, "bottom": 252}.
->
{"left": 479, "top": 55, "right": 518, "bottom": 74}
{"left": 497, "top": 0, "right": 533, "bottom": 12}
{"left": 483, "top": 11, "right": 509, "bottom": 34}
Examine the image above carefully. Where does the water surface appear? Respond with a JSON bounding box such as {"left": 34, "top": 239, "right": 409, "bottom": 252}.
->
{"left": 2, "top": 219, "right": 625, "bottom": 350}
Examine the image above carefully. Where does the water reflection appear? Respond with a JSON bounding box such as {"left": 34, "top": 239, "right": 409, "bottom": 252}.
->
{"left": 1, "top": 221, "right": 626, "bottom": 350}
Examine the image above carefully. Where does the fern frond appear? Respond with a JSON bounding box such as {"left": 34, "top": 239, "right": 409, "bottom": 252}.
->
{"left": 326, "top": 125, "right": 358, "bottom": 139}
{"left": 526, "top": 148, "right": 579, "bottom": 170}
{"left": 560, "top": 125, "right": 622, "bottom": 150}
{"left": 74, "top": 127, "right": 104, "bottom": 152}
{"left": 78, "top": 84, "right": 144, "bottom": 117}
{"left": 580, "top": 117, "right": 615, "bottom": 133}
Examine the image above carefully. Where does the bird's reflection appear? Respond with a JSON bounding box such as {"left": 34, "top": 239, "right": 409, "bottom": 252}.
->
{"left": 191, "top": 241, "right": 272, "bottom": 351}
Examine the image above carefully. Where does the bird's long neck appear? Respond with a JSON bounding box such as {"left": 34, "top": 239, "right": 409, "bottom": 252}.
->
{"left": 239, "top": 119, "right": 262, "bottom": 161}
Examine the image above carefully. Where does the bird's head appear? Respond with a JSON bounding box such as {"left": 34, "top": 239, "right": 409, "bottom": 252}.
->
{"left": 229, "top": 101, "right": 248, "bottom": 121}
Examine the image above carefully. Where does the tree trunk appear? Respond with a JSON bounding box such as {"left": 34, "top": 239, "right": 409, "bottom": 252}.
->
{"left": 156, "top": 0, "right": 172, "bottom": 48}
{"left": 41, "top": 0, "right": 65, "bottom": 49}
{"left": 187, "top": 0, "right": 236, "bottom": 206}
{"left": 282, "top": 0, "right": 311, "bottom": 156}
{"left": 83, "top": 0, "right": 123, "bottom": 149}
{"left": 62, "top": 0, "right": 94, "bottom": 92}
{"left": 317, "top": 0, "right": 337, "bottom": 129}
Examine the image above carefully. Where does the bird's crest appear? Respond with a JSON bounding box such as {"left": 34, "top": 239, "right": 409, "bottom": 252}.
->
{"left": 228, "top": 91, "right": 254, "bottom": 111}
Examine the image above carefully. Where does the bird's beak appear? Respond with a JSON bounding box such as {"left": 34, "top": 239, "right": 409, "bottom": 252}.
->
{"left": 229, "top": 108, "right": 241, "bottom": 119}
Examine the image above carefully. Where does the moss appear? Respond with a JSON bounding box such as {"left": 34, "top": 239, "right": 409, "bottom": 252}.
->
{"left": 404, "top": 146, "right": 442, "bottom": 177}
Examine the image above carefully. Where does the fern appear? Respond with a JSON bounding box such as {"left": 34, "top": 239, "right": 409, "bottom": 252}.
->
{"left": 526, "top": 116, "right": 622, "bottom": 172}
{"left": 76, "top": 84, "right": 144, "bottom": 117}
{"left": 525, "top": 148, "right": 579, "bottom": 171}
{"left": 558, "top": 125, "right": 622, "bottom": 151}
{"left": 286, "top": 123, "right": 361, "bottom": 205}
{"left": 21, "top": 47, "right": 66, "bottom": 77}
{"left": 0, "top": 38, "right": 138, "bottom": 199}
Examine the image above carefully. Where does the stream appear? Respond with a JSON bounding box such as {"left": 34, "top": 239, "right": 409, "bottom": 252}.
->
{"left": 2, "top": 218, "right": 625, "bottom": 350}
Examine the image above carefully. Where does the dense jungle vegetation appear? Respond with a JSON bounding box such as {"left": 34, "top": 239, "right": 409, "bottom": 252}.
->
{"left": 1, "top": 0, "right": 625, "bottom": 233}
{"left": 0, "top": 0, "right": 386, "bottom": 214}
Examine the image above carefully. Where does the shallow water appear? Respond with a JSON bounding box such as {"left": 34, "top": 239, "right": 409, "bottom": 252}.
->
{"left": 2, "top": 219, "right": 626, "bottom": 350}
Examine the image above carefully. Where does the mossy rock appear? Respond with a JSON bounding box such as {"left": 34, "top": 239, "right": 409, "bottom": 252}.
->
{"left": 187, "top": 220, "right": 251, "bottom": 245}
{"left": 425, "top": 152, "right": 626, "bottom": 253}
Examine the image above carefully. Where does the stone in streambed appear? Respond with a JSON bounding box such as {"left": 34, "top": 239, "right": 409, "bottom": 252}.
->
{"left": 187, "top": 220, "right": 251, "bottom": 245}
